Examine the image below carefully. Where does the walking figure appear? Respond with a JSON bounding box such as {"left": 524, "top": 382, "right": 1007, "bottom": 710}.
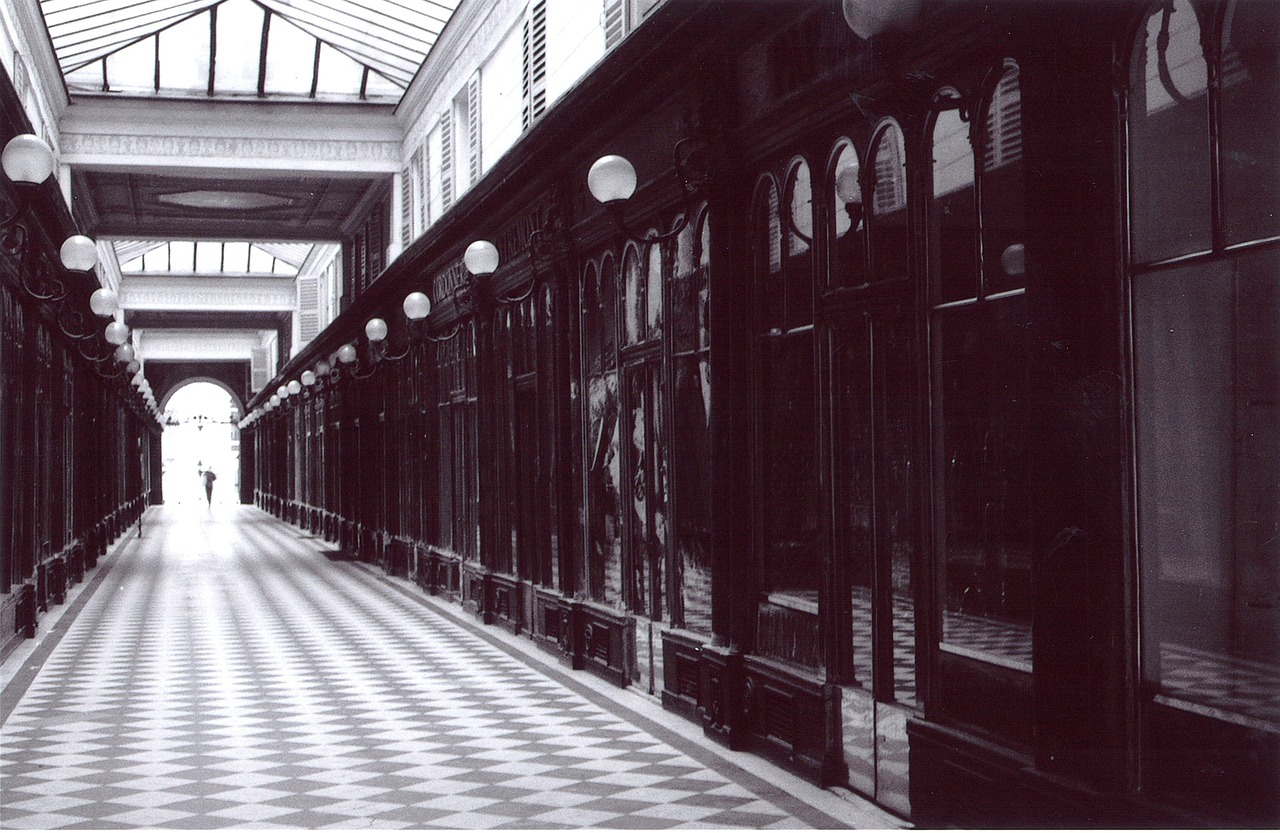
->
{"left": 201, "top": 467, "right": 217, "bottom": 506}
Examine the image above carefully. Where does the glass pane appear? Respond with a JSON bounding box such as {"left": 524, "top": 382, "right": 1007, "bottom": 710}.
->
{"left": 314, "top": 41, "right": 365, "bottom": 97}
{"left": 759, "top": 183, "right": 784, "bottom": 332}
{"left": 1135, "top": 250, "right": 1279, "bottom": 733}
{"left": 871, "top": 124, "right": 909, "bottom": 281}
{"left": 625, "top": 368, "right": 649, "bottom": 614}
{"left": 673, "top": 353, "right": 712, "bottom": 633}
{"left": 932, "top": 107, "right": 978, "bottom": 303}
{"left": 834, "top": 320, "right": 875, "bottom": 691}
{"left": 1221, "top": 0, "right": 1280, "bottom": 245}
{"left": 936, "top": 297, "right": 1034, "bottom": 670}
{"left": 157, "top": 12, "right": 210, "bottom": 93}
{"left": 880, "top": 315, "right": 919, "bottom": 707}
{"left": 1130, "top": 0, "right": 1211, "bottom": 262}
{"left": 785, "top": 163, "right": 814, "bottom": 330}
{"left": 263, "top": 14, "right": 316, "bottom": 96}
{"left": 215, "top": 0, "right": 265, "bottom": 95}
{"left": 760, "top": 333, "right": 819, "bottom": 597}
{"left": 831, "top": 142, "right": 867, "bottom": 288}
{"left": 624, "top": 250, "right": 640, "bottom": 348}
{"left": 194, "top": 241, "right": 220, "bottom": 273}
{"left": 588, "top": 370, "right": 622, "bottom": 604}
{"left": 646, "top": 243, "right": 663, "bottom": 340}
{"left": 788, "top": 160, "right": 813, "bottom": 256}
{"left": 981, "top": 65, "right": 1028, "bottom": 295}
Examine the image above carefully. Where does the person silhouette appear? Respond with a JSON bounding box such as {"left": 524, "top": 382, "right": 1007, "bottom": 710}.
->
{"left": 201, "top": 467, "right": 217, "bottom": 506}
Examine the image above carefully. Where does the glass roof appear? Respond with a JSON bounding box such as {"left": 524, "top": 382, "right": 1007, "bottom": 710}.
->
{"left": 117, "top": 240, "right": 312, "bottom": 275}
{"left": 43, "top": 0, "right": 461, "bottom": 102}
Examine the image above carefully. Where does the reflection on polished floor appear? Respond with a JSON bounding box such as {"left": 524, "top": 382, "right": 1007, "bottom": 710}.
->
{"left": 0, "top": 506, "right": 903, "bottom": 830}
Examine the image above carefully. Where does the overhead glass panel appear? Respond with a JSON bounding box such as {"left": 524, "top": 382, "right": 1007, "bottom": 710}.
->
{"left": 157, "top": 11, "right": 211, "bottom": 93}
{"left": 213, "top": 0, "right": 265, "bottom": 95}
{"left": 248, "top": 246, "right": 275, "bottom": 274}
{"left": 223, "top": 242, "right": 250, "bottom": 272}
{"left": 263, "top": 12, "right": 318, "bottom": 96}
{"left": 195, "top": 241, "right": 222, "bottom": 272}
{"left": 42, "top": 0, "right": 459, "bottom": 102}
{"left": 103, "top": 36, "right": 158, "bottom": 95}
{"left": 171, "top": 240, "right": 197, "bottom": 271}
{"left": 313, "top": 40, "right": 364, "bottom": 97}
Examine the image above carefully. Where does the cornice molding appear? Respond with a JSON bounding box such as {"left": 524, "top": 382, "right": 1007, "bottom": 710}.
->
{"left": 138, "top": 329, "right": 266, "bottom": 361}
{"left": 121, "top": 277, "right": 297, "bottom": 312}
{"left": 60, "top": 132, "right": 401, "bottom": 173}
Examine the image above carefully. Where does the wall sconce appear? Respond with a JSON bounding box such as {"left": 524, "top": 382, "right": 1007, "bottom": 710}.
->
{"left": 2, "top": 134, "right": 103, "bottom": 304}
{"left": 587, "top": 137, "right": 708, "bottom": 244}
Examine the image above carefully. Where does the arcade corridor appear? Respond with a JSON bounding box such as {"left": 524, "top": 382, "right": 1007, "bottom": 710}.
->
{"left": 0, "top": 506, "right": 901, "bottom": 830}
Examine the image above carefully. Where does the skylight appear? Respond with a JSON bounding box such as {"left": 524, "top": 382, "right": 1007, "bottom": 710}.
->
{"left": 117, "top": 240, "right": 306, "bottom": 275}
{"left": 42, "top": 0, "right": 461, "bottom": 102}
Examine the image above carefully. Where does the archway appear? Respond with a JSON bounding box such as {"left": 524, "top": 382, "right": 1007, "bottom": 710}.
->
{"left": 161, "top": 380, "right": 243, "bottom": 506}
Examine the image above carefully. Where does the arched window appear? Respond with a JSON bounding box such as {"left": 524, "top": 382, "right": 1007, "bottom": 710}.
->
{"left": 869, "top": 122, "right": 909, "bottom": 282}
{"left": 828, "top": 139, "right": 867, "bottom": 287}
{"left": 930, "top": 64, "right": 1034, "bottom": 675}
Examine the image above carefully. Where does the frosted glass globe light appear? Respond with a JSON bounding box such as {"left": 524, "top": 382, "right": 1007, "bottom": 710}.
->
{"left": 301, "top": 370, "right": 316, "bottom": 386}
{"left": 287, "top": 380, "right": 301, "bottom": 395}
{"left": 463, "top": 240, "right": 499, "bottom": 276}
{"left": 126, "top": 359, "right": 141, "bottom": 374}
{"left": 588, "top": 155, "right": 637, "bottom": 204}
{"left": 2, "top": 134, "right": 55, "bottom": 184}
{"left": 834, "top": 162, "right": 861, "bottom": 205}
{"left": 104, "top": 321, "right": 129, "bottom": 345}
{"left": 403, "top": 291, "right": 431, "bottom": 320}
{"left": 60, "top": 235, "right": 98, "bottom": 271}
{"left": 315, "top": 360, "right": 331, "bottom": 376}
{"left": 89, "top": 288, "right": 119, "bottom": 317}
{"left": 115, "top": 344, "right": 135, "bottom": 363}
{"left": 365, "top": 317, "right": 388, "bottom": 342}
{"left": 337, "top": 344, "right": 358, "bottom": 364}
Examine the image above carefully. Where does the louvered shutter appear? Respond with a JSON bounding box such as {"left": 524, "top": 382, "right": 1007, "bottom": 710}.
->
{"left": 603, "top": 0, "right": 625, "bottom": 48}
{"left": 419, "top": 143, "right": 431, "bottom": 229}
{"left": 984, "top": 71, "right": 1022, "bottom": 171}
{"left": 297, "top": 276, "right": 320, "bottom": 345}
{"left": 467, "top": 73, "right": 482, "bottom": 183}
{"left": 251, "top": 346, "right": 270, "bottom": 393}
{"left": 440, "top": 114, "right": 454, "bottom": 210}
{"left": 399, "top": 165, "right": 412, "bottom": 245}
{"left": 522, "top": 0, "right": 547, "bottom": 129}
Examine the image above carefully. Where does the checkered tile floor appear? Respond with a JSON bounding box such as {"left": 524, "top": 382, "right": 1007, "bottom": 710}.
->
{"left": 1159, "top": 643, "right": 1280, "bottom": 730}
{"left": 1, "top": 505, "right": 884, "bottom": 829}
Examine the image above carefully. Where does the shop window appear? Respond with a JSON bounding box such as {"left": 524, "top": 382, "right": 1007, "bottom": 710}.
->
{"left": 436, "top": 324, "right": 479, "bottom": 561}
{"left": 1130, "top": 3, "right": 1279, "bottom": 799}
{"left": 931, "top": 64, "right": 1034, "bottom": 674}
{"left": 671, "top": 209, "right": 713, "bottom": 633}
{"left": 755, "top": 165, "right": 822, "bottom": 669}
{"left": 585, "top": 259, "right": 623, "bottom": 604}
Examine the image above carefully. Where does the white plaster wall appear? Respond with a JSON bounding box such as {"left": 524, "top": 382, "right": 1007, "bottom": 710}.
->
{"left": 481, "top": 21, "right": 525, "bottom": 181}
{"left": 546, "top": 0, "right": 606, "bottom": 109}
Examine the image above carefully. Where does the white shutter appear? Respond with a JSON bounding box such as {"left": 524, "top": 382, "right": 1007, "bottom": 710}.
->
{"left": 467, "top": 73, "right": 482, "bottom": 183}
{"left": 522, "top": 0, "right": 547, "bottom": 129}
{"left": 419, "top": 143, "right": 431, "bottom": 230}
{"left": 399, "top": 165, "right": 412, "bottom": 244}
{"left": 251, "top": 347, "right": 270, "bottom": 393}
{"left": 984, "top": 70, "right": 1022, "bottom": 171}
{"left": 440, "top": 114, "right": 454, "bottom": 210}
{"left": 297, "top": 276, "right": 320, "bottom": 345}
{"left": 603, "top": 0, "right": 625, "bottom": 48}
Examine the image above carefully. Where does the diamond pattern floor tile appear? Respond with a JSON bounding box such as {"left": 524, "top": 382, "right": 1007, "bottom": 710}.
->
{"left": 2, "top": 506, "right": 878, "bottom": 829}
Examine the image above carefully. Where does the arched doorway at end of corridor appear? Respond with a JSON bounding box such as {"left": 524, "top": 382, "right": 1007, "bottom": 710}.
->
{"left": 160, "top": 380, "right": 243, "bottom": 506}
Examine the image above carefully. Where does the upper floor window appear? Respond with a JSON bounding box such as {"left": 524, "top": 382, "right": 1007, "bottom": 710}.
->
{"left": 1129, "top": 0, "right": 1279, "bottom": 262}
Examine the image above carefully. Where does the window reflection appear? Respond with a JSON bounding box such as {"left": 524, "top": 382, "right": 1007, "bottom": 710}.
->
{"left": 1130, "top": 0, "right": 1212, "bottom": 262}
